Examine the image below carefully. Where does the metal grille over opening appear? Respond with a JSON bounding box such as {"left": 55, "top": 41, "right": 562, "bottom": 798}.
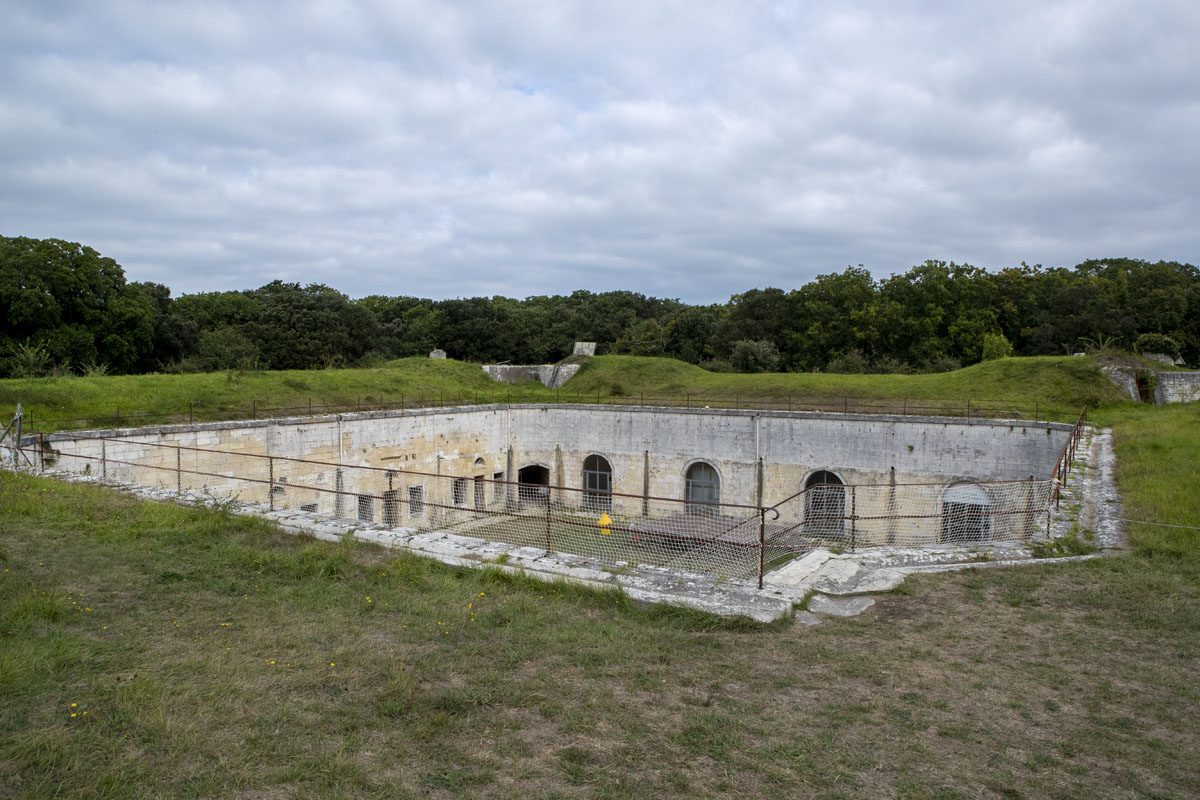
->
{"left": 582, "top": 454, "right": 612, "bottom": 511}
{"left": 685, "top": 461, "right": 720, "bottom": 516}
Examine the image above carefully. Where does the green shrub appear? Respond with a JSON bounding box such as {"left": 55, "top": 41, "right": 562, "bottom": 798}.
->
{"left": 981, "top": 333, "right": 1014, "bottom": 361}
{"left": 1133, "top": 333, "right": 1180, "bottom": 359}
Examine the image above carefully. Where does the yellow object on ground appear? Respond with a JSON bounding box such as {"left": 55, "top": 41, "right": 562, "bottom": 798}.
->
{"left": 597, "top": 512, "right": 612, "bottom": 535}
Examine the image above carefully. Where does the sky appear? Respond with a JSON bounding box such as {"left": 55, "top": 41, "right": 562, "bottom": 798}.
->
{"left": 1, "top": 1, "right": 1198, "bottom": 304}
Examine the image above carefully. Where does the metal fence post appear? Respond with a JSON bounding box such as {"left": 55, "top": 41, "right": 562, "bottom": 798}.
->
{"left": 758, "top": 509, "right": 766, "bottom": 590}
{"left": 176, "top": 445, "right": 182, "bottom": 496}
{"left": 39, "top": 433, "right": 45, "bottom": 472}
{"left": 850, "top": 485, "right": 857, "bottom": 551}
{"left": 269, "top": 457, "right": 275, "bottom": 510}
{"left": 545, "top": 489, "right": 552, "bottom": 554}
{"left": 101, "top": 439, "right": 107, "bottom": 482}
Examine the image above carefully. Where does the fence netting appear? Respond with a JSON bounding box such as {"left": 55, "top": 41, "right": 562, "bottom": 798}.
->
{"left": 20, "top": 436, "right": 1065, "bottom": 585}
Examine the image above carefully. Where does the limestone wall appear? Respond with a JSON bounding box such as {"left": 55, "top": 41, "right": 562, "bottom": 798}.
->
{"left": 1155, "top": 372, "right": 1200, "bottom": 404}
{"left": 30, "top": 405, "right": 1070, "bottom": 537}
{"left": 481, "top": 364, "right": 580, "bottom": 388}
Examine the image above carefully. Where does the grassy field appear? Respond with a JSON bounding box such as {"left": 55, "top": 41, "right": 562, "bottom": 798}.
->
{"left": 569, "top": 355, "right": 1126, "bottom": 412}
{"left": 1, "top": 356, "right": 1197, "bottom": 798}
{"left": 1, "top": 354, "right": 1126, "bottom": 432}
{"left": 0, "top": 358, "right": 548, "bottom": 433}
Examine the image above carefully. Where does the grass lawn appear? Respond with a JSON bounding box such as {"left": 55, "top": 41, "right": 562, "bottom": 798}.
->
{"left": 2, "top": 399, "right": 1199, "bottom": 798}
{"left": 1, "top": 354, "right": 1126, "bottom": 433}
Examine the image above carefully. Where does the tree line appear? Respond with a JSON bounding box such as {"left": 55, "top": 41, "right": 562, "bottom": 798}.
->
{"left": 2, "top": 234, "right": 1197, "bottom": 378}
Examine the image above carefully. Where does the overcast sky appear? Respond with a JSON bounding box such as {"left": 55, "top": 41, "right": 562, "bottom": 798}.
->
{"left": 2, "top": 1, "right": 1197, "bottom": 303}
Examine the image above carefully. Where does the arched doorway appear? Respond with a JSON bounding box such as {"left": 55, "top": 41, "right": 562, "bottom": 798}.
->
{"left": 517, "top": 464, "right": 550, "bottom": 506}
{"left": 805, "top": 470, "right": 845, "bottom": 540}
{"left": 941, "top": 483, "right": 991, "bottom": 543}
{"left": 685, "top": 461, "right": 720, "bottom": 516}
{"left": 582, "top": 454, "right": 612, "bottom": 511}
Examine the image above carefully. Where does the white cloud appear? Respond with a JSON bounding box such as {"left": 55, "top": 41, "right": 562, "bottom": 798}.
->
{"left": 0, "top": 0, "right": 1197, "bottom": 303}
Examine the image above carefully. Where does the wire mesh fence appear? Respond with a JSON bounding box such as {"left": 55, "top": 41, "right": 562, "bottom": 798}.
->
{"left": 15, "top": 422, "right": 1081, "bottom": 587}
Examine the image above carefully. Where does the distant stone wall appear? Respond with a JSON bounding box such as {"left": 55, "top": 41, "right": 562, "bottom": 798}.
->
{"left": 481, "top": 364, "right": 580, "bottom": 389}
{"left": 1155, "top": 372, "right": 1200, "bottom": 404}
{"left": 1103, "top": 366, "right": 1200, "bottom": 404}
{"left": 1101, "top": 367, "right": 1140, "bottom": 401}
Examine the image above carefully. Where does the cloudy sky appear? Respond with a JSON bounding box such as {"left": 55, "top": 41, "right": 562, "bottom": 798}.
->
{"left": 2, "top": 1, "right": 1197, "bottom": 303}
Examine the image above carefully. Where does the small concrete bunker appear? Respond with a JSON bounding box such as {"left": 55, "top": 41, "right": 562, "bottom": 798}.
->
{"left": 25, "top": 405, "right": 1079, "bottom": 598}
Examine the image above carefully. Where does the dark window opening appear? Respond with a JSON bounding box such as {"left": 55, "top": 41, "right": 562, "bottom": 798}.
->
{"left": 408, "top": 486, "right": 425, "bottom": 517}
{"left": 804, "top": 470, "right": 845, "bottom": 540}
{"left": 941, "top": 483, "right": 992, "bottom": 542}
{"left": 357, "top": 494, "right": 374, "bottom": 523}
{"left": 517, "top": 465, "right": 550, "bottom": 506}
{"left": 582, "top": 454, "right": 613, "bottom": 511}
{"left": 685, "top": 462, "right": 720, "bottom": 516}
{"left": 453, "top": 478, "right": 468, "bottom": 506}
{"left": 474, "top": 475, "right": 486, "bottom": 510}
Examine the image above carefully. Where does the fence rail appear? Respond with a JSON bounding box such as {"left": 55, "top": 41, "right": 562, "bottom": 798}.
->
{"left": 16, "top": 390, "right": 1081, "bottom": 433}
{"left": 1051, "top": 406, "right": 1088, "bottom": 507}
{"left": 14, "top": 428, "right": 1073, "bottom": 588}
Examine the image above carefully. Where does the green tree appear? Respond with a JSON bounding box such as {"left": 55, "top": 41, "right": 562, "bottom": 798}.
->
{"left": 0, "top": 236, "right": 155, "bottom": 375}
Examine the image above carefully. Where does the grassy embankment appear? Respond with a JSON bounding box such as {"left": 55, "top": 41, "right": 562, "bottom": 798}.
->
{"left": 2, "top": 357, "right": 1198, "bottom": 797}
{"left": 0, "top": 358, "right": 544, "bottom": 432}
{"left": 2, "top": 354, "right": 1125, "bottom": 432}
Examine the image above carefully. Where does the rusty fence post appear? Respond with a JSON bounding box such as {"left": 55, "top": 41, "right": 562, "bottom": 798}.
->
{"left": 758, "top": 509, "right": 766, "bottom": 590}
{"left": 545, "top": 488, "right": 553, "bottom": 554}
{"left": 176, "top": 445, "right": 182, "bottom": 496}
{"left": 269, "top": 457, "right": 275, "bottom": 511}
{"left": 101, "top": 439, "right": 107, "bottom": 482}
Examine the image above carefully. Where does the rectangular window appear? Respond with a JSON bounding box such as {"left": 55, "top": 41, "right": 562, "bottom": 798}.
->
{"left": 300, "top": 502, "right": 318, "bottom": 513}
{"left": 357, "top": 494, "right": 374, "bottom": 523}
{"left": 408, "top": 486, "right": 425, "bottom": 517}
{"left": 493, "top": 472, "right": 505, "bottom": 501}
{"left": 453, "top": 477, "right": 468, "bottom": 506}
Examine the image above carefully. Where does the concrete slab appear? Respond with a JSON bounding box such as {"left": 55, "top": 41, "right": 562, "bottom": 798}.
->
{"left": 809, "top": 594, "right": 876, "bottom": 617}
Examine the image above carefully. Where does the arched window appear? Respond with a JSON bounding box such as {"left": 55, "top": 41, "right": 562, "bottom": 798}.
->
{"left": 582, "top": 454, "right": 612, "bottom": 511}
{"left": 685, "top": 462, "right": 720, "bottom": 516}
{"left": 805, "top": 470, "right": 845, "bottom": 540}
{"left": 941, "top": 483, "right": 991, "bottom": 543}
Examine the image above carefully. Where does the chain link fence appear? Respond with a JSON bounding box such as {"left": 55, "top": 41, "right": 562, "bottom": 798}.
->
{"left": 16, "top": 420, "right": 1080, "bottom": 587}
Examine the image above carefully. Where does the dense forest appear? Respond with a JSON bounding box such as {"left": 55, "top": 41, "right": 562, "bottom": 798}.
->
{"left": 1, "top": 234, "right": 1197, "bottom": 378}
